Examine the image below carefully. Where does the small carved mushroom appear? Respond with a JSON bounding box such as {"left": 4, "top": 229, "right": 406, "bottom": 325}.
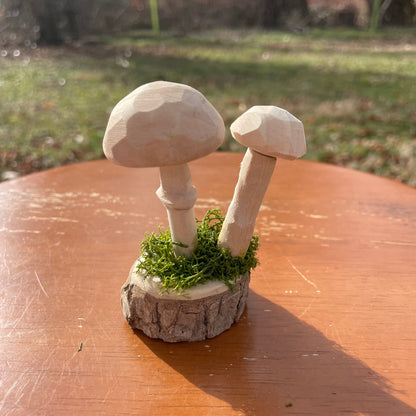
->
{"left": 103, "top": 81, "right": 225, "bottom": 257}
{"left": 218, "top": 106, "right": 306, "bottom": 257}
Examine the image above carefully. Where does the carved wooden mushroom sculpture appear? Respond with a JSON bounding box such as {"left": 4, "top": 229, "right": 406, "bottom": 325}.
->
{"left": 103, "top": 81, "right": 225, "bottom": 257}
{"left": 104, "top": 81, "right": 252, "bottom": 342}
{"left": 218, "top": 106, "right": 306, "bottom": 257}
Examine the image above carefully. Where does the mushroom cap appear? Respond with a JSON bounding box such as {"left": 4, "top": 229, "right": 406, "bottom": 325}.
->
{"left": 103, "top": 81, "right": 225, "bottom": 168}
{"left": 230, "top": 106, "right": 306, "bottom": 160}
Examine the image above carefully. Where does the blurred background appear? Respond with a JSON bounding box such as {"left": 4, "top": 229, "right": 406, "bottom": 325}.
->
{"left": 0, "top": 0, "right": 415, "bottom": 185}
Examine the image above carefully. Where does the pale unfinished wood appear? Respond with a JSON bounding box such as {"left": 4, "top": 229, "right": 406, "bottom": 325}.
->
{"left": 102, "top": 81, "right": 225, "bottom": 168}
{"left": 218, "top": 148, "right": 276, "bottom": 256}
{"left": 156, "top": 164, "right": 197, "bottom": 257}
{"left": 219, "top": 106, "right": 306, "bottom": 257}
{"left": 230, "top": 106, "right": 306, "bottom": 160}
{"left": 102, "top": 80, "right": 225, "bottom": 256}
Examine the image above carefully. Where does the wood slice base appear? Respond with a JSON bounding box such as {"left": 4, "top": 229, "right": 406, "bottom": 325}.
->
{"left": 121, "top": 263, "right": 250, "bottom": 342}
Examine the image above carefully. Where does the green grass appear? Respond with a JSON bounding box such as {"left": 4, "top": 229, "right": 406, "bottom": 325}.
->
{"left": 0, "top": 27, "right": 415, "bottom": 185}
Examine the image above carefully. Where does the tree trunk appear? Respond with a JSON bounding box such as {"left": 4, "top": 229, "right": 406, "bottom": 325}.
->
{"left": 260, "top": 0, "right": 309, "bottom": 28}
{"left": 261, "top": 0, "right": 282, "bottom": 27}
{"left": 64, "top": 0, "right": 81, "bottom": 41}
{"left": 366, "top": 0, "right": 415, "bottom": 27}
{"left": 37, "top": 0, "right": 64, "bottom": 45}
{"left": 383, "top": 0, "right": 415, "bottom": 25}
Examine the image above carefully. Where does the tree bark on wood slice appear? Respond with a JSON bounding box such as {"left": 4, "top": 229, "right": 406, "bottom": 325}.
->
{"left": 121, "top": 264, "right": 250, "bottom": 342}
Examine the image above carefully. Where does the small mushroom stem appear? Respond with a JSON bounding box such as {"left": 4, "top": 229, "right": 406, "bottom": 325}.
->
{"left": 156, "top": 163, "right": 198, "bottom": 258}
{"left": 218, "top": 148, "right": 276, "bottom": 257}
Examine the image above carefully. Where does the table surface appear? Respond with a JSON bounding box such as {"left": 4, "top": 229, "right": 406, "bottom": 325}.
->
{"left": 1, "top": 153, "right": 415, "bottom": 415}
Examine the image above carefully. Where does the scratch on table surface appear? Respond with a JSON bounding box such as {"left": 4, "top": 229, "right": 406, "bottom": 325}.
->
{"left": 1, "top": 248, "right": 11, "bottom": 279}
{"left": 94, "top": 208, "right": 124, "bottom": 218}
{"left": 8, "top": 295, "right": 36, "bottom": 334}
{"left": 326, "top": 322, "right": 344, "bottom": 345}
{"left": 371, "top": 240, "right": 416, "bottom": 247}
{"left": 95, "top": 320, "right": 112, "bottom": 341}
{"left": 299, "top": 297, "right": 318, "bottom": 318}
{"left": 194, "top": 198, "right": 226, "bottom": 210}
{"left": 286, "top": 257, "right": 320, "bottom": 293}
{"left": 34, "top": 270, "right": 49, "bottom": 298}
{"left": 269, "top": 220, "right": 301, "bottom": 230}
{"left": 259, "top": 204, "right": 272, "bottom": 211}
{"left": 5, "top": 189, "right": 125, "bottom": 211}
{"left": 313, "top": 234, "right": 342, "bottom": 241}
{"left": 23, "top": 347, "right": 60, "bottom": 408}
{"left": 0, "top": 227, "right": 41, "bottom": 234}
{"left": 0, "top": 372, "right": 30, "bottom": 412}
{"left": 22, "top": 370, "right": 43, "bottom": 407}
{"left": 299, "top": 210, "right": 328, "bottom": 219}
{"left": 0, "top": 379, "right": 19, "bottom": 412}
{"left": 21, "top": 216, "right": 79, "bottom": 223}
{"left": 257, "top": 218, "right": 302, "bottom": 235}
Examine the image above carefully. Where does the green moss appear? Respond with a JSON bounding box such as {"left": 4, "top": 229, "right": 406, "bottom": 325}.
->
{"left": 137, "top": 209, "right": 259, "bottom": 295}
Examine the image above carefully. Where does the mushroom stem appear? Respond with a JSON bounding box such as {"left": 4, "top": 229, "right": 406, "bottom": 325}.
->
{"left": 218, "top": 148, "right": 276, "bottom": 257}
{"left": 156, "top": 163, "right": 198, "bottom": 258}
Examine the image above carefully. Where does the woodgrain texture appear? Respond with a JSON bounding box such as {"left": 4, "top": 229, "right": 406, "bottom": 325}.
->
{"left": 102, "top": 81, "right": 225, "bottom": 168}
{"left": 102, "top": 80, "right": 225, "bottom": 257}
{"left": 218, "top": 148, "right": 276, "bottom": 256}
{"left": 122, "top": 269, "right": 250, "bottom": 342}
{"left": 0, "top": 153, "right": 415, "bottom": 415}
{"left": 156, "top": 163, "right": 198, "bottom": 257}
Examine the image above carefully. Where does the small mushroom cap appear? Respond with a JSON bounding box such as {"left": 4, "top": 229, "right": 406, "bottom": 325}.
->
{"left": 230, "top": 106, "right": 306, "bottom": 160}
{"left": 103, "top": 81, "right": 225, "bottom": 168}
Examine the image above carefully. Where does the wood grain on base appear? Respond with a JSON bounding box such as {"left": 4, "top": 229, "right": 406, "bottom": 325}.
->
{"left": 121, "top": 269, "right": 250, "bottom": 342}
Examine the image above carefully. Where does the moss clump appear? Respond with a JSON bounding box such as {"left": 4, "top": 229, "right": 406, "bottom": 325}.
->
{"left": 137, "top": 209, "right": 259, "bottom": 295}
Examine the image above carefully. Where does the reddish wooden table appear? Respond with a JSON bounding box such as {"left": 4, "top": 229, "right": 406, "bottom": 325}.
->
{"left": 1, "top": 153, "right": 415, "bottom": 415}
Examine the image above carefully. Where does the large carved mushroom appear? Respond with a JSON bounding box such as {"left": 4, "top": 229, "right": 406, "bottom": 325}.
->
{"left": 103, "top": 81, "right": 225, "bottom": 257}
